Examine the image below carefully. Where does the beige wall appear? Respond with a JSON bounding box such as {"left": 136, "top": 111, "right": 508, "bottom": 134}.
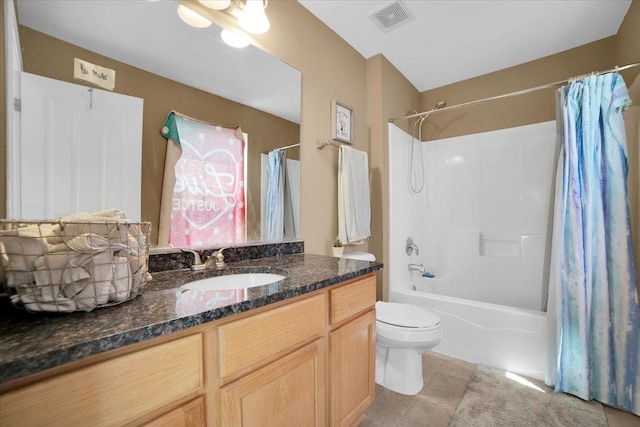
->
{"left": 3, "top": 0, "right": 370, "bottom": 257}
{"left": 3, "top": 1, "right": 639, "bottom": 289}
{"left": 367, "top": 55, "right": 419, "bottom": 299}
{"left": 13, "top": 26, "right": 300, "bottom": 245}
{"left": 617, "top": 0, "right": 640, "bottom": 85}
{"left": 418, "top": 0, "right": 638, "bottom": 141}
{"left": 189, "top": 0, "right": 369, "bottom": 256}
{"left": 262, "top": 1, "right": 370, "bottom": 256}
{"left": 418, "top": 37, "right": 618, "bottom": 140}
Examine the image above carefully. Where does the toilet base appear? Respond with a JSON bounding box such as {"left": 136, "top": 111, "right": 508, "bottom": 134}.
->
{"left": 375, "top": 346, "right": 425, "bottom": 395}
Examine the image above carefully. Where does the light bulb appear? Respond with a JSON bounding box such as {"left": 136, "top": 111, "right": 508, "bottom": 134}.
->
{"left": 199, "top": 0, "right": 231, "bottom": 10}
{"left": 177, "top": 4, "right": 212, "bottom": 28}
{"left": 221, "top": 28, "right": 250, "bottom": 48}
{"left": 238, "top": 0, "right": 270, "bottom": 34}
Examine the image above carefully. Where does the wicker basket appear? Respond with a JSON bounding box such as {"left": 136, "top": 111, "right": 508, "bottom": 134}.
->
{"left": 0, "top": 219, "right": 151, "bottom": 313}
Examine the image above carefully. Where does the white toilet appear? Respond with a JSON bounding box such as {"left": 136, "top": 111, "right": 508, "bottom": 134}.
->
{"left": 341, "top": 251, "right": 443, "bottom": 395}
{"left": 375, "top": 301, "right": 442, "bottom": 395}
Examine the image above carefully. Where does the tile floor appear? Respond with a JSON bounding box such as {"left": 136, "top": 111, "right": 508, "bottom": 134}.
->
{"left": 361, "top": 352, "right": 640, "bottom": 427}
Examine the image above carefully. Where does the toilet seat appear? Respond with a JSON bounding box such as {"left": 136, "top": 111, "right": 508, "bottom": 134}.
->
{"left": 376, "top": 301, "right": 440, "bottom": 330}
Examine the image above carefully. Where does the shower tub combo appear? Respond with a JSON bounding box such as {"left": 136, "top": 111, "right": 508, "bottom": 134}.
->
{"left": 387, "top": 121, "right": 557, "bottom": 381}
{"left": 392, "top": 279, "right": 546, "bottom": 380}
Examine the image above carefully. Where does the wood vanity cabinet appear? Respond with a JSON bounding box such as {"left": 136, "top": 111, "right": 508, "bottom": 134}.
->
{"left": 142, "top": 397, "right": 206, "bottom": 427}
{"left": 0, "top": 274, "right": 376, "bottom": 427}
{"left": 0, "top": 333, "right": 205, "bottom": 426}
{"left": 215, "top": 293, "right": 327, "bottom": 426}
{"left": 328, "top": 276, "right": 377, "bottom": 427}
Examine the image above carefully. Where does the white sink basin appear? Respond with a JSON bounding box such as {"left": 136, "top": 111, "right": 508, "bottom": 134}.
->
{"left": 181, "top": 273, "right": 286, "bottom": 291}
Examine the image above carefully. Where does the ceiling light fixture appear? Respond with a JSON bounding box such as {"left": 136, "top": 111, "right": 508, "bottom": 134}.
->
{"left": 199, "top": 0, "right": 232, "bottom": 10}
{"left": 176, "top": 1, "right": 270, "bottom": 48}
{"left": 220, "top": 28, "right": 250, "bottom": 48}
{"left": 238, "top": 0, "right": 270, "bottom": 34}
{"left": 177, "top": 4, "right": 212, "bottom": 28}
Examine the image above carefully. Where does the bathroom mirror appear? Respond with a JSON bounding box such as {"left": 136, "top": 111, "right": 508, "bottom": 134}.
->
{"left": 13, "top": 0, "right": 301, "bottom": 247}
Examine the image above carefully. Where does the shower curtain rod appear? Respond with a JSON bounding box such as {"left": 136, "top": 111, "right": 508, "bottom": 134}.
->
{"left": 263, "top": 143, "right": 300, "bottom": 154}
{"left": 389, "top": 61, "right": 640, "bottom": 122}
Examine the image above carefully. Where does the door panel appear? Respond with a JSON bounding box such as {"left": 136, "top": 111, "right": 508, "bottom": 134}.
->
{"left": 220, "top": 339, "right": 326, "bottom": 426}
{"left": 16, "top": 72, "right": 143, "bottom": 220}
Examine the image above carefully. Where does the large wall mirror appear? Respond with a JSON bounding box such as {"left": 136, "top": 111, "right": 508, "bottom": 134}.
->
{"left": 13, "top": 0, "right": 301, "bottom": 248}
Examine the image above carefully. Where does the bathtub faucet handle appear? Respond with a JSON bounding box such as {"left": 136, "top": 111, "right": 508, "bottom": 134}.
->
{"left": 408, "top": 263, "right": 426, "bottom": 273}
{"left": 406, "top": 237, "right": 420, "bottom": 256}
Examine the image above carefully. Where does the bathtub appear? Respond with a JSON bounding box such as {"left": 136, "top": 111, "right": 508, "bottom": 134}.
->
{"left": 391, "top": 280, "right": 547, "bottom": 381}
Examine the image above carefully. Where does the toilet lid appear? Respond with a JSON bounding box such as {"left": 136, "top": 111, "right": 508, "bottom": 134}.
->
{"left": 376, "top": 301, "right": 440, "bottom": 328}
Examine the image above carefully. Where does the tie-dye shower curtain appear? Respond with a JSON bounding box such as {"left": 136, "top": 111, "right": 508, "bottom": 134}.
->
{"left": 545, "top": 73, "right": 640, "bottom": 415}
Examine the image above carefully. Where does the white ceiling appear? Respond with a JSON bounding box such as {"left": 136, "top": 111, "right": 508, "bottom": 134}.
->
{"left": 16, "top": 0, "right": 301, "bottom": 123}
{"left": 298, "top": 0, "right": 632, "bottom": 92}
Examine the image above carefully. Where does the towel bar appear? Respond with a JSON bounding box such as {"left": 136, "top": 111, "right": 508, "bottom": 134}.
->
{"left": 316, "top": 140, "right": 342, "bottom": 150}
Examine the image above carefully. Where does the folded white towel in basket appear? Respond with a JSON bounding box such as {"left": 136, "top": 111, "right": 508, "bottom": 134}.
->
{"left": 110, "top": 256, "right": 133, "bottom": 302}
{"left": 63, "top": 252, "right": 117, "bottom": 311}
{"left": 0, "top": 223, "right": 61, "bottom": 286}
{"left": 65, "top": 234, "right": 128, "bottom": 253}
{"left": 3, "top": 209, "right": 148, "bottom": 312}
{"left": 61, "top": 209, "right": 128, "bottom": 222}
{"left": 33, "top": 252, "right": 91, "bottom": 287}
{"left": 60, "top": 209, "right": 130, "bottom": 244}
{"left": 12, "top": 293, "right": 77, "bottom": 313}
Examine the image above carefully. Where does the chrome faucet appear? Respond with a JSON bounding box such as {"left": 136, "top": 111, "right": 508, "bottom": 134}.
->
{"left": 183, "top": 249, "right": 205, "bottom": 271}
{"left": 408, "top": 263, "right": 426, "bottom": 273}
{"left": 207, "top": 248, "right": 227, "bottom": 269}
{"left": 406, "top": 237, "right": 420, "bottom": 256}
{"left": 408, "top": 263, "right": 435, "bottom": 278}
{"left": 183, "top": 248, "right": 227, "bottom": 271}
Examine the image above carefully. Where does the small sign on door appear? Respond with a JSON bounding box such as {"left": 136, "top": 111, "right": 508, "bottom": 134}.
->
{"left": 73, "top": 58, "right": 115, "bottom": 91}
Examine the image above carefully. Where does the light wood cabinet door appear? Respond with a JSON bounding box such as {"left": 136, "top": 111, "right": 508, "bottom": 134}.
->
{"left": 0, "top": 334, "right": 203, "bottom": 427}
{"left": 330, "top": 310, "right": 376, "bottom": 427}
{"left": 219, "top": 338, "right": 326, "bottom": 427}
{"left": 142, "top": 397, "right": 205, "bottom": 427}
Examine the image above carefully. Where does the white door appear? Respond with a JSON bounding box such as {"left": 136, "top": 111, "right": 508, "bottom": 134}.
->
{"left": 15, "top": 72, "right": 143, "bottom": 221}
{"left": 4, "top": 0, "right": 23, "bottom": 219}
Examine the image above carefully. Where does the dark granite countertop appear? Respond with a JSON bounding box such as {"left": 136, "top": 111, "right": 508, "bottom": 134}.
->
{"left": 0, "top": 253, "right": 382, "bottom": 385}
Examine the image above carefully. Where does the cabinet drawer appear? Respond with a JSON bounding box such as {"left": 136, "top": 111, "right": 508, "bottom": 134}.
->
{"left": 218, "top": 294, "right": 326, "bottom": 379}
{"left": 330, "top": 275, "right": 376, "bottom": 325}
{"left": 0, "top": 334, "right": 203, "bottom": 427}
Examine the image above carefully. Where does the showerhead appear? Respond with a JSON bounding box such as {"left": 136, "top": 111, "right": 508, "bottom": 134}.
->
{"left": 412, "top": 101, "right": 447, "bottom": 124}
{"left": 433, "top": 100, "right": 447, "bottom": 110}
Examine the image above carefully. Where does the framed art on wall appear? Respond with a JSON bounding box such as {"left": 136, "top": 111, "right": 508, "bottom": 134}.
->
{"left": 332, "top": 100, "right": 353, "bottom": 144}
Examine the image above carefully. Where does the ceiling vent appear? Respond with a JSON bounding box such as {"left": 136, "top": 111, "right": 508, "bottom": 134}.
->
{"left": 369, "top": 1, "right": 414, "bottom": 33}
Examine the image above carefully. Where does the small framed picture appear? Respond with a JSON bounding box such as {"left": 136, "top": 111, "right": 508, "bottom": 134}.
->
{"left": 332, "top": 100, "right": 353, "bottom": 144}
